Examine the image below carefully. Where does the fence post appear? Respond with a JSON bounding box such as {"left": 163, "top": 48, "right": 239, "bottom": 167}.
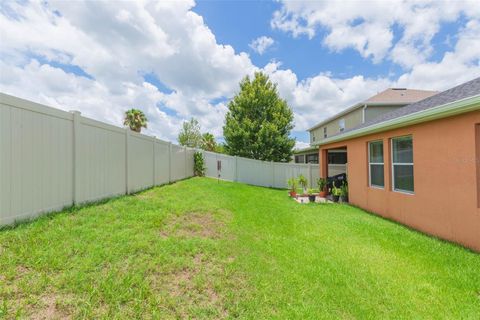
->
{"left": 71, "top": 111, "right": 81, "bottom": 205}
{"left": 234, "top": 156, "right": 238, "bottom": 182}
{"left": 308, "top": 162, "right": 312, "bottom": 188}
{"left": 125, "top": 128, "right": 130, "bottom": 194}
{"left": 152, "top": 137, "right": 156, "bottom": 187}
{"left": 168, "top": 142, "right": 172, "bottom": 183}
{"left": 184, "top": 146, "right": 187, "bottom": 178}
{"left": 271, "top": 161, "right": 275, "bottom": 188}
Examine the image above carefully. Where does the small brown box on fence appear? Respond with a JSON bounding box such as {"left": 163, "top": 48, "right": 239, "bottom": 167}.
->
{"left": 217, "top": 160, "right": 222, "bottom": 181}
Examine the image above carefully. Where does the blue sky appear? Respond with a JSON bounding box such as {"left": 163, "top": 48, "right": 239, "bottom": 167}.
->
{"left": 0, "top": 0, "right": 479, "bottom": 147}
{"left": 195, "top": 0, "right": 464, "bottom": 80}
{"left": 195, "top": 0, "right": 398, "bottom": 80}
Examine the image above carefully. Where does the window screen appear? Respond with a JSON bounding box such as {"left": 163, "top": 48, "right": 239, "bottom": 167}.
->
{"left": 392, "top": 136, "right": 414, "bottom": 193}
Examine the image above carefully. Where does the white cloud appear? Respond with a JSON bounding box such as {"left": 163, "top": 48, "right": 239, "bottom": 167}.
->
{"left": 264, "top": 61, "right": 391, "bottom": 131}
{"left": 294, "top": 141, "right": 310, "bottom": 150}
{"left": 249, "top": 36, "right": 275, "bottom": 55}
{"left": 0, "top": 0, "right": 256, "bottom": 141}
{"left": 272, "top": 0, "right": 480, "bottom": 67}
{"left": 0, "top": 0, "right": 478, "bottom": 147}
{"left": 396, "top": 19, "right": 480, "bottom": 90}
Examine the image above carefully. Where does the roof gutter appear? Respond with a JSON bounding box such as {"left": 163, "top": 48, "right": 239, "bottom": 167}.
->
{"left": 313, "top": 94, "right": 480, "bottom": 146}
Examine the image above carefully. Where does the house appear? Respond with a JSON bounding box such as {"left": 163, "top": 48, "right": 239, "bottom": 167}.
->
{"left": 294, "top": 88, "right": 438, "bottom": 178}
{"left": 313, "top": 77, "right": 480, "bottom": 251}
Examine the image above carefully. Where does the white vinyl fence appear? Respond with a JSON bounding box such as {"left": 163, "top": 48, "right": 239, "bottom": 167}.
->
{"left": 203, "top": 151, "right": 320, "bottom": 189}
{"left": 0, "top": 93, "right": 194, "bottom": 225}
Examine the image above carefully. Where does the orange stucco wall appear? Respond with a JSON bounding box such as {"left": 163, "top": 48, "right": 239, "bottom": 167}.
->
{"left": 320, "top": 110, "right": 480, "bottom": 251}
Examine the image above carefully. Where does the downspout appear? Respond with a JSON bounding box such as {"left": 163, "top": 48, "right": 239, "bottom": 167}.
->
{"left": 362, "top": 104, "right": 367, "bottom": 123}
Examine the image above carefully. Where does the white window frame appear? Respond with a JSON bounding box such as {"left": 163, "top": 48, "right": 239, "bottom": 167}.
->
{"left": 368, "top": 140, "right": 384, "bottom": 189}
{"left": 391, "top": 135, "right": 414, "bottom": 194}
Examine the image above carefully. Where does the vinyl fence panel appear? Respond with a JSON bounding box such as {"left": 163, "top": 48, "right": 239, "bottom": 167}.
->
{"left": 204, "top": 151, "right": 219, "bottom": 178}
{"left": 154, "top": 140, "right": 170, "bottom": 185}
{"left": 185, "top": 148, "right": 195, "bottom": 178}
{"left": 170, "top": 144, "right": 187, "bottom": 181}
{"left": 0, "top": 93, "right": 195, "bottom": 225}
{"left": 0, "top": 95, "right": 74, "bottom": 224}
{"left": 128, "top": 132, "right": 155, "bottom": 193}
{"left": 76, "top": 117, "right": 126, "bottom": 203}
{"left": 203, "top": 151, "right": 319, "bottom": 189}
{"left": 237, "top": 157, "right": 273, "bottom": 187}
{"left": 204, "top": 151, "right": 237, "bottom": 182}
{"left": 273, "top": 162, "right": 310, "bottom": 189}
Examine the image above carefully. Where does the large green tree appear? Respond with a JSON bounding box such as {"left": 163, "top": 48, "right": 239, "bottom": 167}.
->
{"left": 223, "top": 72, "right": 295, "bottom": 162}
{"left": 124, "top": 109, "right": 148, "bottom": 133}
{"left": 178, "top": 118, "right": 202, "bottom": 148}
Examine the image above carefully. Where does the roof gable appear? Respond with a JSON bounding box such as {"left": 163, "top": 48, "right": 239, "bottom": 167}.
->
{"left": 365, "top": 88, "right": 438, "bottom": 104}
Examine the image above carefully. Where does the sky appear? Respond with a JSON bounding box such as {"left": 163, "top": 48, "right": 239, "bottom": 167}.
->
{"left": 1, "top": 0, "right": 479, "bottom": 148}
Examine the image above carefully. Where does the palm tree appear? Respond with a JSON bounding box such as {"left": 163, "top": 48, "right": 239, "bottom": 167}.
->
{"left": 124, "top": 109, "right": 148, "bottom": 133}
{"left": 201, "top": 132, "right": 217, "bottom": 151}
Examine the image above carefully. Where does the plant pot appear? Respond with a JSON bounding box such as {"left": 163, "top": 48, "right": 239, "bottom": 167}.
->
{"left": 340, "top": 195, "right": 348, "bottom": 203}
{"left": 332, "top": 195, "right": 339, "bottom": 202}
{"left": 318, "top": 190, "right": 327, "bottom": 198}
{"left": 289, "top": 191, "right": 297, "bottom": 198}
{"left": 308, "top": 195, "right": 316, "bottom": 202}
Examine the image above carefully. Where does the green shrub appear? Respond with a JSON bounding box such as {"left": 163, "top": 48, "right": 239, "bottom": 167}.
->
{"left": 340, "top": 181, "right": 348, "bottom": 197}
{"left": 287, "top": 177, "right": 298, "bottom": 192}
{"left": 317, "top": 178, "right": 327, "bottom": 191}
{"left": 298, "top": 174, "right": 308, "bottom": 192}
{"left": 193, "top": 151, "right": 206, "bottom": 176}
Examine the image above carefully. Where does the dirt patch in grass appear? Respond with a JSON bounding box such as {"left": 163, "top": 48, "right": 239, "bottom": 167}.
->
{"left": 0, "top": 265, "right": 76, "bottom": 319}
{"left": 152, "top": 211, "right": 242, "bottom": 317}
{"left": 148, "top": 253, "right": 233, "bottom": 318}
{"left": 28, "top": 293, "right": 74, "bottom": 320}
{"left": 2, "top": 289, "right": 75, "bottom": 320}
{"left": 160, "top": 212, "right": 227, "bottom": 239}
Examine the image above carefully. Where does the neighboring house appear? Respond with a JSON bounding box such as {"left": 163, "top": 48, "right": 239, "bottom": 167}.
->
{"left": 294, "top": 88, "right": 438, "bottom": 175}
{"left": 313, "top": 77, "right": 480, "bottom": 251}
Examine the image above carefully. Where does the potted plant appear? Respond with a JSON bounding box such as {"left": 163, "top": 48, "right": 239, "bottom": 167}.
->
{"left": 298, "top": 174, "right": 308, "bottom": 195}
{"left": 331, "top": 182, "right": 341, "bottom": 202}
{"left": 307, "top": 188, "right": 317, "bottom": 202}
{"left": 287, "top": 177, "right": 298, "bottom": 198}
{"left": 339, "top": 181, "right": 349, "bottom": 203}
{"left": 317, "top": 178, "right": 327, "bottom": 198}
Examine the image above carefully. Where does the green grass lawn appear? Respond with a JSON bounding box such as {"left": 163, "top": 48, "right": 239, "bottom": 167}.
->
{"left": 1, "top": 178, "right": 479, "bottom": 319}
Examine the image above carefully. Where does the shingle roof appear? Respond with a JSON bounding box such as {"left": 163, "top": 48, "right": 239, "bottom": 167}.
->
{"left": 337, "top": 77, "right": 480, "bottom": 136}
{"left": 365, "top": 88, "right": 437, "bottom": 104}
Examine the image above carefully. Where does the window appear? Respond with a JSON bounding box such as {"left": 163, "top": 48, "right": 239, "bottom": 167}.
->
{"left": 368, "top": 141, "right": 384, "bottom": 188}
{"left": 312, "top": 135, "right": 316, "bottom": 142}
{"left": 391, "top": 136, "right": 414, "bottom": 193}
{"left": 339, "top": 119, "right": 345, "bottom": 132}
{"left": 328, "top": 152, "right": 347, "bottom": 164}
{"left": 295, "top": 155, "right": 305, "bottom": 163}
{"left": 306, "top": 153, "right": 319, "bottom": 164}
{"left": 323, "top": 127, "right": 327, "bottom": 138}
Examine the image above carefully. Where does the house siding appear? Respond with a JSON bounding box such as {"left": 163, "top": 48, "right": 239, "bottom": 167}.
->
{"left": 310, "top": 107, "right": 364, "bottom": 143}
{"left": 364, "top": 105, "right": 403, "bottom": 122}
{"left": 319, "top": 110, "right": 480, "bottom": 251}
